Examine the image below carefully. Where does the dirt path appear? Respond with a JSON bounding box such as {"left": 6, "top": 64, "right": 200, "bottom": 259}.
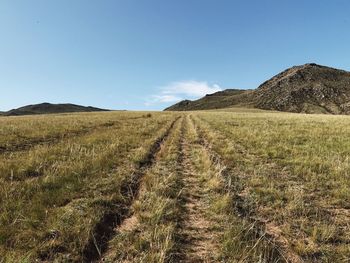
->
{"left": 190, "top": 115, "right": 302, "bottom": 263}
{"left": 82, "top": 117, "right": 181, "bottom": 262}
{"left": 175, "top": 116, "right": 219, "bottom": 262}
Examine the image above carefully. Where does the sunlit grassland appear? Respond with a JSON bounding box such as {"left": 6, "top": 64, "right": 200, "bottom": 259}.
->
{"left": 103, "top": 115, "right": 184, "bottom": 262}
{"left": 193, "top": 110, "right": 350, "bottom": 261}
{"left": 1, "top": 108, "right": 350, "bottom": 262}
{"left": 0, "top": 111, "right": 179, "bottom": 261}
{"left": 0, "top": 111, "right": 138, "bottom": 149}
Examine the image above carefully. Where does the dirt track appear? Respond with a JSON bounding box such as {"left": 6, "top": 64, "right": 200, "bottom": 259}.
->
{"left": 83, "top": 117, "right": 181, "bottom": 262}
{"left": 82, "top": 115, "right": 289, "bottom": 262}
{"left": 174, "top": 116, "right": 220, "bottom": 262}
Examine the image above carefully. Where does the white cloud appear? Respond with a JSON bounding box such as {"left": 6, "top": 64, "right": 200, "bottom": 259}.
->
{"left": 162, "top": 80, "right": 221, "bottom": 97}
{"left": 146, "top": 80, "right": 222, "bottom": 106}
{"left": 153, "top": 94, "right": 183, "bottom": 103}
{"left": 144, "top": 94, "right": 182, "bottom": 106}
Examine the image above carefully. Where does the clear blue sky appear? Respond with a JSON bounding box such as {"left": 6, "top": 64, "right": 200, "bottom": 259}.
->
{"left": 1, "top": 0, "right": 350, "bottom": 111}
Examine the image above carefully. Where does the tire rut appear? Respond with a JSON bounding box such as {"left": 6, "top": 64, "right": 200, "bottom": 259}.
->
{"left": 190, "top": 115, "right": 302, "bottom": 263}
{"left": 82, "top": 116, "right": 181, "bottom": 263}
{"left": 174, "top": 115, "right": 219, "bottom": 263}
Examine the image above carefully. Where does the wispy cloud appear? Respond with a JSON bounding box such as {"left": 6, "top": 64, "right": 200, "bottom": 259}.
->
{"left": 144, "top": 94, "right": 182, "bottom": 106}
{"left": 146, "top": 80, "right": 222, "bottom": 106}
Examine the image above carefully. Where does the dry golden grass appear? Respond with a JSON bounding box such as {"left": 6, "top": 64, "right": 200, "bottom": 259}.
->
{"left": 193, "top": 110, "right": 350, "bottom": 262}
{"left": 1, "top": 109, "right": 350, "bottom": 262}
{"left": 102, "top": 115, "right": 184, "bottom": 263}
{"left": 0, "top": 111, "right": 178, "bottom": 262}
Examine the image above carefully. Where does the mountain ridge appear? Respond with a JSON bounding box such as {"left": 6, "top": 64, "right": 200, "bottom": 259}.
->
{"left": 165, "top": 63, "right": 350, "bottom": 114}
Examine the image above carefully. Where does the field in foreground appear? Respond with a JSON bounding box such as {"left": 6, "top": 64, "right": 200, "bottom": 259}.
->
{"left": 1, "top": 109, "right": 350, "bottom": 262}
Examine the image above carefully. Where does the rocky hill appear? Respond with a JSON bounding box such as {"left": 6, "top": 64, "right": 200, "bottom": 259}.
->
{"left": 165, "top": 63, "right": 350, "bottom": 114}
{"left": 3, "top": 103, "right": 109, "bottom": 116}
{"left": 253, "top": 63, "right": 350, "bottom": 114}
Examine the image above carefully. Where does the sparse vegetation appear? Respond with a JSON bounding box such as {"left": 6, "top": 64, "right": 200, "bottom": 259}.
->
{"left": 1, "top": 109, "right": 350, "bottom": 262}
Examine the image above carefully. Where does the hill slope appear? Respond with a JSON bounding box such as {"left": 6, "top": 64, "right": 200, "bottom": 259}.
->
{"left": 254, "top": 63, "right": 350, "bottom": 114}
{"left": 165, "top": 89, "right": 253, "bottom": 111}
{"left": 165, "top": 63, "right": 350, "bottom": 114}
{"left": 4, "top": 103, "right": 109, "bottom": 116}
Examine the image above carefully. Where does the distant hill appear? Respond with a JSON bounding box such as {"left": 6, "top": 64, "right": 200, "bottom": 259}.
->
{"left": 165, "top": 89, "right": 253, "bottom": 111}
{"left": 3, "top": 103, "right": 109, "bottom": 116}
{"left": 165, "top": 63, "right": 350, "bottom": 114}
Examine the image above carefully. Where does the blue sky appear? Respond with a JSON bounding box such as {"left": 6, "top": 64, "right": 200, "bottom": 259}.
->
{"left": 1, "top": 0, "right": 350, "bottom": 111}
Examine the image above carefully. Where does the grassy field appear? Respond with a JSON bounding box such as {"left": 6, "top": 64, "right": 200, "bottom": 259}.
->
{"left": 1, "top": 109, "right": 350, "bottom": 262}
